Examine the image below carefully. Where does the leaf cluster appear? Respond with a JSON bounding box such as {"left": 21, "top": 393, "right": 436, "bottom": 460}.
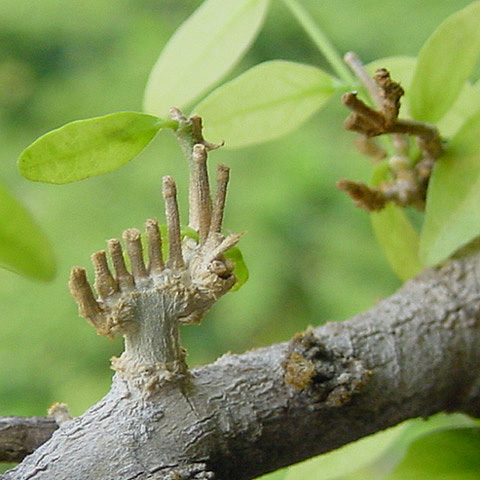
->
{"left": 367, "top": 1, "right": 480, "bottom": 278}
{"left": 9, "top": 0, "right": 480, "bottom": 284}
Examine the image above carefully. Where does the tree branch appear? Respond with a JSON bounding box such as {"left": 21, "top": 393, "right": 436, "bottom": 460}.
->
{"left": 3, "top": 253, "right": 480, "bottom": 479}
{"left": 0, "top": 417, "right": 58, "bottom": 463}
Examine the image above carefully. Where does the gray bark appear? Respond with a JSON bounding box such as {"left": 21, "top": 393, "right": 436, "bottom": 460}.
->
{"left": 2, "top": 253, "right": 480, "bottom": 480}
{"left": 0, "top": 418, "right": 57, "bottom": 463}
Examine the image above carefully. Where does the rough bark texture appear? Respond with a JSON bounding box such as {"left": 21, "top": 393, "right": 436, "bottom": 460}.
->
{"left": 0, "top": 418, "right": 57, "bottom": 463}
{"left": 2, "top": 253, "right": 480, "bottom": 480}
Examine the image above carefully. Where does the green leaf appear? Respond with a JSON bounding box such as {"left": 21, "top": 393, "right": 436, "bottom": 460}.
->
{"left": 385, "top": 427, "right": 480, "bottom": 480}
{"left": 369, "top": 162, "right": 423, "bottom": 280}
{"left": 256, "top": 470, "right": 287, "bottom": 480}
{"left": 283, "top": 415, "right": 474, "bottom": 480}
{"left": 284, "top": 423, "right": 407, "bottom": 480}
{"left": 0, "top": 180, "right": 55, "bottom": 281}
{"left": 143, "top": 0, "right": 271, "bottom": 117}
{"left": 194, "top": 60, "right": 337, "bottom": 148}
{"left": 337, "top": 414, "right": 475, "bottom": 480}
{"left": 420, "top": 109, "right": 480, "bottom": 266}
{"left": 410, "top": 1, "right": 480, "bottom": 123}
{"left": 371, "top": 204, "right": 423, "bottom": 280}
{"left": 19, "top": 112, "right": 168, "bottom": 184}
{"left": 438, "top": 79, "right": 480, "bottom": 139}
{"left": 224, "top": 245, "right": 249, "bottom": 291}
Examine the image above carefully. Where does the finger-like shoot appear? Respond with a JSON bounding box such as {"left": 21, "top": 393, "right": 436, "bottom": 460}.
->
{"left": 340, "top": 54, "right": 443, "bottom": 212}
{"left": 69, "top": 144, "right": 240, "bottom": 392}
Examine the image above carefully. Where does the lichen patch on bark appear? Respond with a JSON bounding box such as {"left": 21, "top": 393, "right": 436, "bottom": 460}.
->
{"left": 283, "top": 328, "right": 371, "bottom": 406}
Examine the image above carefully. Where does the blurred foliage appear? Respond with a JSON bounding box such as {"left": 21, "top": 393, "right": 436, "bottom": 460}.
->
{"left": 0, "top": 3, "right": 475, "bottom": 473}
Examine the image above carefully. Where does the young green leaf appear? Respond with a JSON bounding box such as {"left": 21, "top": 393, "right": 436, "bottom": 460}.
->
{"left": 410, "top": 1, "right": 480, "bottom": 123}
{"left": 194, "top": 60, "right": 337, "bottom": 148}
{"left": 384, "top": 427, "right": 480, "bottom": 480}
{"left": 328, "top": 415, "right": 476, "bottom": 480}
{"left": 0, "top": 180, "right": 55, "bottom": 281}
{"left": 438, "top": 79, "right": 480, "bottom": 139}
{"left": 224, "top": 245, "right": 249, "bottom": 291}
{"left": 420, "top": 109, "right": 480, "bottom": 266}
{"left": 371, "top": 204, "right": 423, "bottom": 281}
{"left": 18, "top": 112, "right": 169, "bottom": 184}
{"left": 143, "top": 0, "right": 270, "bottom": 117}
{"left": 369, "top": 162, "right": 423, "bottom": 280}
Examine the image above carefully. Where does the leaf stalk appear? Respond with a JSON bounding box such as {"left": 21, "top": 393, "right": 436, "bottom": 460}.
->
{"left": 281, "top": 0, "right": 355, "bottom": 86}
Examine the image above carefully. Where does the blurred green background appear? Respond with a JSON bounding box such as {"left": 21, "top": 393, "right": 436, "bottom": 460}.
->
{"left": 0, "top": 0, "right": 473, "bottom": 437}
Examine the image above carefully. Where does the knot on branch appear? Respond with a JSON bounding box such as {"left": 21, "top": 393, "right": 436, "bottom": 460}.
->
{"left": 69, "top": 166, "right": 239, "bottom": 337}
{"left": 69, "top": 112, "right": 241, "bottom": 390}
{"left": 170, "top": 107, "right": 223, "bottom": 158}
{"left": 283, "top": 328, "right": 371, "bottom": 407}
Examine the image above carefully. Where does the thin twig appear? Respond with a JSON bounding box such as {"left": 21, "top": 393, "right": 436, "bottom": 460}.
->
{"left": 344, "top": 52, "right": 382, "bottom": 106}
{"left": 340, "top": 57, "right": 444, "bottom": 212}
{"left": 145, "top": 219, "right": 164, "bottom": 274}
{"left": 92, "top": 250, "right": 118, "bottom": 299}
{"left": 208, "top": 164, "right": 230, "bottom": 237}
{"left": 162, "top": 175, "right": 184, "bottom": 269}
{"left": 123, "top": 228, "right": 148, "bottom": 280}
{"left": 191, "top": 144, "right": 212, "bottom": 244}
{"left": 0, "top": 416, "right": 58, "bottom": 463}
{"left": 108, "top": 239, "right": 134, "bottom": 291}
{"left": 69, "top": 267, "right": 104, "bottom": 331}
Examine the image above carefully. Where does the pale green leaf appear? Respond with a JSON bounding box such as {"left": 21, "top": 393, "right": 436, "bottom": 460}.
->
{"left": 369, "top": 162, "right": 423, "bottom": 280}
{"left": 194, "top": 60, "right": 337, "bottom": 148}
{"left": 285, "top": 417, "right": 473, "bottom": 480}
{"left": 19, "top": 112, "right": 167, "bottom": 184}
{"left": 224, "top": 245, "right": 249, "bottom": 291}
{"left": 284, "top": 423, "right": 407, "bottom": 480}
{"left": 438, "top": 79, "right": 480, "bottom": 139}
{"left": 385, "top": 427, "right": 480, "bottom": 480}
{"left": 143, "top": 0, "right": 270, "bottom": 117}
{"left": 410, "top": 1, "right": 480, "bottom": 123}
{"left": 420, "top": 109, "right": 480, "bottom": 266}
{"left": 256, "top": 470, "right": 287, "bottom": 480}
{"left": 371, "top": 204, "right": 423, "bottom": 281}
{"left": 337, "top": 414, "right": 475, "bottom": 480}
{"left": 0, "top": 180, "right": 55, "bottom": 280}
